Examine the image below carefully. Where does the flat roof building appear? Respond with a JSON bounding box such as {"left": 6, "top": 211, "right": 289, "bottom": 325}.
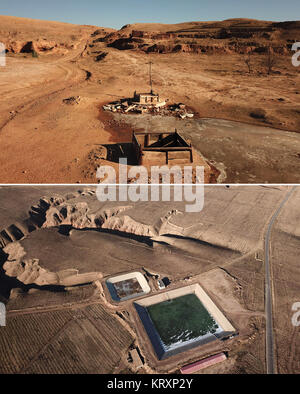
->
{"left": 180, "top": 352, "right": 227, "bottom": 373}
{"left": 131, "top": 91, "right": 166, "bottom": 107}
{"left": 130, "top": 349, "right": 143, "bottom": 369}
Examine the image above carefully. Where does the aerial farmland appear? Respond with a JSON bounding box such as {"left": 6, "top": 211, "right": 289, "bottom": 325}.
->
{"left": 0, "top": 185, "right": 299, "bottom": 374}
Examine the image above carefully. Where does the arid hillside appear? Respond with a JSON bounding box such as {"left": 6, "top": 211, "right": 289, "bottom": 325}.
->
{"left": 106, "top": 18, "right": 300, "bottom": 55}
{"left": 0, "top": 15, "right": 114, "bottom": 54}
{"left": 0, "top": 16, "right": 299, "bottom": 183}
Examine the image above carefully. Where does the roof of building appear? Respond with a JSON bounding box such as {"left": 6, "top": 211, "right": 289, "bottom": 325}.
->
{"left": 130, "top": 349, "right": 143, "bottom": 368}
{"left": 180, "top": 352, "right": 227, "bottom": 374}
{"left": 135, "top": 92, "right": 159, "bottom": 96}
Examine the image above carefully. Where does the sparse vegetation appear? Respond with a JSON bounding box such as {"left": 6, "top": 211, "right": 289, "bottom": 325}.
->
{"left": 244, "top": 51, "right": 253, "bottom": 73}
{"left": 264, "top": 46, "right": 277, "bottom": 74}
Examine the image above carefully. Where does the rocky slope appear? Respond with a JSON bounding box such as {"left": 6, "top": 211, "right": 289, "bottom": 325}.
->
{"left": 102, "top": 19, "right": 300, "bottom": 55}
{"left": 0, "top": 15, "right": 112, "bottom": 55}
{"left": 2, "top": 16, "right": 298, "bottom": 56}
{"left": 1, "top": 186, "right": 286, "bottom": 290}
{"left": 0, "top": 189, "right": 186, "bottom": 288}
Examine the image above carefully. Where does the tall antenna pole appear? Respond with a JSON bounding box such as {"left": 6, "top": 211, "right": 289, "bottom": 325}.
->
{"left": 147, "top": 61, "right": 153, "bottom": 94}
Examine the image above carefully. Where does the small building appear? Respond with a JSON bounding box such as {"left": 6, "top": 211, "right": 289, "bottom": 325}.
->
{"left": 130, "top": 349, "right": 143, "bottom": 369}
{"left": 131, "top": 91, "right": 166, "bottom": 107}
{"left": 157, "top": 279, "right": 165, "bottom": 290}
{"left": 180, "top": 352, "right": 227, "bottom": 374}
{"left": 132, "top": 130, "right": 193, "bottom": 166}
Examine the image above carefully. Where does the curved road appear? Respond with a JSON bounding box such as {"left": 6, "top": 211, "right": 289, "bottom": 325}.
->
{"left": 0, "top": 37, "right": 89, "bottom": 132}
{"left": 264, "top": 185, "right": 296, "bottom": 374}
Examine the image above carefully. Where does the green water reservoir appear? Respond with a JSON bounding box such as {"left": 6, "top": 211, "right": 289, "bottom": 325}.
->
{"left": 147, "top": 294, "right": 219, "bottom": 347}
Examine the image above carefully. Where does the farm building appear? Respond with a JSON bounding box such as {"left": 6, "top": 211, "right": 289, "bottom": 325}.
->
{"left": 132, "top": 130, "right": 194, "bottom": 166}
{"left": 180, "top": 352, "right": 227, "bottom": 373}
{"left": 131, "top": 91, "right": 166, "bottom": 107}
{"left": 130, "top": 349, "right": 143, "bottom": 369}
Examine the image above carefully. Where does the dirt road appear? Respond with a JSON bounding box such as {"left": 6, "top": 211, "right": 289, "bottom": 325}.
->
{"left": 264, "top": 185, "right": 296, "bottom": 374}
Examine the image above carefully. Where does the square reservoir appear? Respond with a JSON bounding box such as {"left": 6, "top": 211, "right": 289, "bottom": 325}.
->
{"left": 106, "top": 271, "right": 151, "bottom": 302}
{"left": 134, "top": 284, "right": 235, "bottom": 360}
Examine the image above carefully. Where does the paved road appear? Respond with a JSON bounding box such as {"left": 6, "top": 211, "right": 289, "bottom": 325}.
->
{"left": 264, "top": 186, "right": 296, "bottom": 374}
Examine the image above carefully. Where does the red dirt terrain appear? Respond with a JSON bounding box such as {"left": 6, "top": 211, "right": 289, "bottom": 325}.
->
{"left": 0, "top": 16, "right": 300, "bottom": 183}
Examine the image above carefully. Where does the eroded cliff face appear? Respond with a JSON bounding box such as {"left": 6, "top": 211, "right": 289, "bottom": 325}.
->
{"left": 108, "top": 37, "right": 290, "bottom": 54}
{"left": 0, "top": 188, "right": 185, "bottom": 288}
{"left": 3, "top": 242, "right": 57, "bottom": 286}
{"left": 3, "top": 240, "right": 102, "bottom": 287}
{"left": 102, "top": 19, "right": 299, "bottom": 55}
{"left": 1, "top": 185, "right": 278, "bottom": 290}
{"left": 0, "top": 14, "right": 111, "bottom": 55}
{"left": 0, "top": 188, "right": 186, "bottom": 250}
{"left": 3, "top": 39, "right": 78, "bottom": 54}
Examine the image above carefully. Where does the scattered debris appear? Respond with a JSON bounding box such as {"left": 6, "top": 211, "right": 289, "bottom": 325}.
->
{"left": 63, "top": 96, "right": 81, "bottom": 105}
{"left": 102, "top": 94, "right": 194, "bottom": 119}
{"left": 102, "top": 91, "right": 194, "bottom": 118}
{"left": 142, "top": 267, "right": 159, "bottom": 279}
{"left": 102, "top": 91, "right": 165, "bottom": 114}
{"left": 168, "top": 102, "right": 194, "bottom": 118}
{"left": 102, "top": 61, "right": 194, "bottom": 118}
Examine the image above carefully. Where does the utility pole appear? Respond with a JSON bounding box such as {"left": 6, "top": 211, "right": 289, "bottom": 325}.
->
{"left": 147, "top": 61, "right": 153, "bottom": 94}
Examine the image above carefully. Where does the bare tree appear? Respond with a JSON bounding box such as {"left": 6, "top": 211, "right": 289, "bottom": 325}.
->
{"left": 265, "top": 46, "right": 277, "bottom": 75}
{"left": 244, "top": 51, "right": 253, "bottom": 73}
